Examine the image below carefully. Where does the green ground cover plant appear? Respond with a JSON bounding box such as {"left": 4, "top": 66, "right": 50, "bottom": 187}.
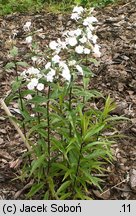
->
{"left": 0, "top": 0, "right": 119, "bottom": 15}
{"left": 3, "top": 6, "right": 127, "bottom": 199}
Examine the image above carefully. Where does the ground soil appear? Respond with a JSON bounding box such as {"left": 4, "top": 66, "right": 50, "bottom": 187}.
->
{"left": 0, "top": 0, "right": 136, "bottom": 199}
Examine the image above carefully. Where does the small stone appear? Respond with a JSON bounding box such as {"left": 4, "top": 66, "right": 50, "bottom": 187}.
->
{"left": 120, "top": 164, "right": 127, "bottom": 171}
{"left": 0, "top": 138, "right": 4, "bottom": 145}
{"left": 129, "top": 169, "right": 136, "bottom": 192}
{"left": 120, "top": 158, "right": 127, "bottom": 164}
{"left": 113, "top": 101, "right": 128, "bottom": 115}
{"left": 0, "top": 129, "right": 6, "bottom": 134}
{"left": 131, "top": 127, "right": 136, "bottom": 134}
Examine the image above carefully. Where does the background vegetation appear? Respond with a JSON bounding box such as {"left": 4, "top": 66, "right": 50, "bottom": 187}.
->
{"left": 0, "top": 0, "right": 119, "bottom": 15}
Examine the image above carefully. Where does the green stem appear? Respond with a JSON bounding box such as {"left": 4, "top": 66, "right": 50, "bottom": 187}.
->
{"left": 36, "top": 90, "right": 41, "bottom": 124}
{"left": 47, "top": 85, "right": 51, "bottom": 174}
{"left": 69, "top": 75, "right": 73, "bottom": 137}
{"left": 14, "top": 60, "right": 26, "bottom": 137}
{"left": 73, "top": 142, "right": 84, "bottom": 190}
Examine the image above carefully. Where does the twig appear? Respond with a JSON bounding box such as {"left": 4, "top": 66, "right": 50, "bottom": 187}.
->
{"left": 14, "top": 179, "right": 34, "bottom": 199}
{"left": 114, "top": 186, "right": 132, "bottom": 192}
{"left": 100, "top": 178, "right": 128, "bottom": 196}
{"left": 0, "top": 99, "right": 32, "bottom": 154}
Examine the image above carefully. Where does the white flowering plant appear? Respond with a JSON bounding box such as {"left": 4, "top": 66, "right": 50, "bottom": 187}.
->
{"left": 5, "top": 6, "right": 126, "bottom": 200}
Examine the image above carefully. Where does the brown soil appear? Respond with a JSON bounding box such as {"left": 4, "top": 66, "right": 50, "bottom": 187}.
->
{"left": 0, "top": 0, "right": 136, "bottom": 199}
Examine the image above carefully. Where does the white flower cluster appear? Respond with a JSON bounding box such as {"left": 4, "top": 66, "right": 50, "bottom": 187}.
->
{"left": 45, "top": 56, "right": 71, "bottom": 82}
{"left": 49, "top": 6, "right": 101, "bottom": 58}
{"left": 23, "top": 21, "right": 31, "bottom": 31}
{"left": 21, "top": 67, "right": 44, "bottom": 91}
{"left": 71, "top": 6, "right": 84, "bottom": 20}
{"left": 22, "top": 6, "right": 101, "bottom": 89}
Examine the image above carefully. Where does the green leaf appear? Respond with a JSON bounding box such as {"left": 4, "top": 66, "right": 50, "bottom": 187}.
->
{"left": 83, "top": 140, "right": 114, "bottom": 152}
{"left": 16, "top": 61, "right": 29, "bottom": 67}
{"left": 66, "top": 137, "right": 79, "bottom": 154}
{"left": 82, "top": 65, "right": 94, "bottom": 77}
{"left": 30, "top": 95, "right": 47, "bottom": 104}
{"left": 47, "top": 177, "right": 58, "bottom": 199}
{"left": 5, "top": 62, "right": 15, "bottom": 69}
{"left": 88, "top": 58, "right": 99, "bottom": 66}
{"left": 56, "top": 180, "right": 71, "bottom": 195}
{"left": 33, "top": 106, "right": 47, "bottom": 114}
{"left": 102, "top": 95, "right": 116, "bottom": 119}
{"left": 5, "top": 93, "right": 18, "bottom": 105}
{"left": 30, "top": 154, "right": 45, "bottom": 176}
{"left": 62, "top": 169, "right": 74, "bottom": 181}
{"left": 27, "top": 182, "right": 44, "bottom": 198}
{"left": 10, "top": 46, "right": 18, "bottom": 57}
{"left": 83, "top": 124, "right": 105, "bottom": 142}
{"left": 43, "top": 191, "right": 49, "bottom": 200}
{"left": 51, "top": 163, "right": 68, "bottom": 172}
{"left": 74, "top": 187, "right": 86, "bottom": 199}
{"left": 12, "top": 79, "right": 22, "bottom": 92}
{"left": 21, "top": 89, "right": 35, "bottom": 97}
{"left": 51, "top": 138, "right": 66, "bottom": 154}
{"left": 59, "top": 192, "right": 72, "bottom": 200}
{"left": 86, "top": 149, "right": 107, "bottom": 160}
{"left": 81, "top": 169, "right": 103, "bottom": 190}
{"left": 105, "top": 116, "right": 129, "bottom": 122}
{"left": 27, "top": 122, "right": 47, "bottom": 139}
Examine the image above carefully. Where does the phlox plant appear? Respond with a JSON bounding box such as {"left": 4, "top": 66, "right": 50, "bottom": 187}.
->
{"left": 5, "top": 6, "right": 124, "bottom": 200}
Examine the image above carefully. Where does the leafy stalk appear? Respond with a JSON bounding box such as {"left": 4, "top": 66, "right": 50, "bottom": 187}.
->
{"left": 69, "top": 75, "right": 73, "bottom": 137}
{"left": 47, "top": 85, "right": 51, "bottom": 174}
{"left": 14, "top": 58, "right": 26, "bottom": 137}
{"left": 73, "top": 141, "right": 84, "bottom": 193}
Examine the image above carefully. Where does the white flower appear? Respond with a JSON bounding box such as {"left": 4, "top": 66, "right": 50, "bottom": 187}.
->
{"left": 46, "top": 75, "right": 54, "bottom": 82}
{"left": 61, "top": 69, "right": 71, "bottom": 82}
{"left": 88, "top": 24, "right": 95, "bottom": 31}
{"left": 25, "top": 94, "right": 32, "bottom": 100}
{"left": 27, "top": 79, "right": 37, "bottom": 90}
{"left": 84, "top": 48, "right": 90, "bottom": 54}
{"left": 88, "top": 16, "right": 98, "bottom": 23}
{"left": 31, "top": 78, "right": 38, "bottom": 86}
{"left": 49, "top": 41, "right": 58, "bottom": 50}
{"left": 71, "top": 13, "right": 80, "bottom": 20}
{"left": 31, "top": 56, "right": 38, "bottom": 63}
{"left": 79, "top": 36, "right": 87, "bottom": 44}
{"left": 59, "top": 61, "right": 70, "bottom": 71}
{"left": 68, "top": 60, "right": 76, "bottom": 66}
{"left": 49, "top": 69, "right": 56, "bottom": 76}
{"left": 21, "top": 70, "right": 27, "bottom": 77}
{"left": 89, "top": 7, "right": 94, "bottom": 13}
{"left": 52, "top": 55, "right": 61, "bottom": 63}
{"left": 57, "top": 38, "right": 67, "bottom": 49}
{"left": 73, "top": 6, "right": 84, "bottom": 15}
{"left": 83, "top": 16, "right": 98, "bottom": 26}
{"left": 86, "top": 29, "right": 93, "bottom": 40}
{"left": 46, "top": 69, "right": 56, "bottom": 82}
{"left": 76, "top": 65, "right": 83, "bottom": 75}
{"left": 45, "top": 62, "right": 51, "bottom": 70}
{"left": 93, "top": 44, "right": 101, "bottom": 57}
{"left": 37, "top": 83, "right": 44, "bottom": 91}
{"left": 68, "top": 29, "right": 81, "bottom": 37}
{"left": 75, "top": 45, "right": 84, "bottom": 54}
{"left": 68, "top": 30, "right": 76, "bottom": 37}
{"left": 74, "top": 28, "right": 82, "bottom": 37}
{"left": 91, "top": 34, "right": 98, "bottom": 44}
{"left": 25, "top": 36, "right": 32, "bottom": 44}
{"left": 30, "top": 114, "right": 35, "bottom": 117}
{"left": 27, "top": 67, "right": 40, "bottom": 75}
{"left": 59, "top": 62, "right": 71, "bottom": 82}
{"left": 68, "top": 37, "right": 78, "bottom": 47}
{"left": 23, "top": 21, "right": 31, "bottom": 31}
{"left": 83, "top": 19, "right": 89, "bottom": 26}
